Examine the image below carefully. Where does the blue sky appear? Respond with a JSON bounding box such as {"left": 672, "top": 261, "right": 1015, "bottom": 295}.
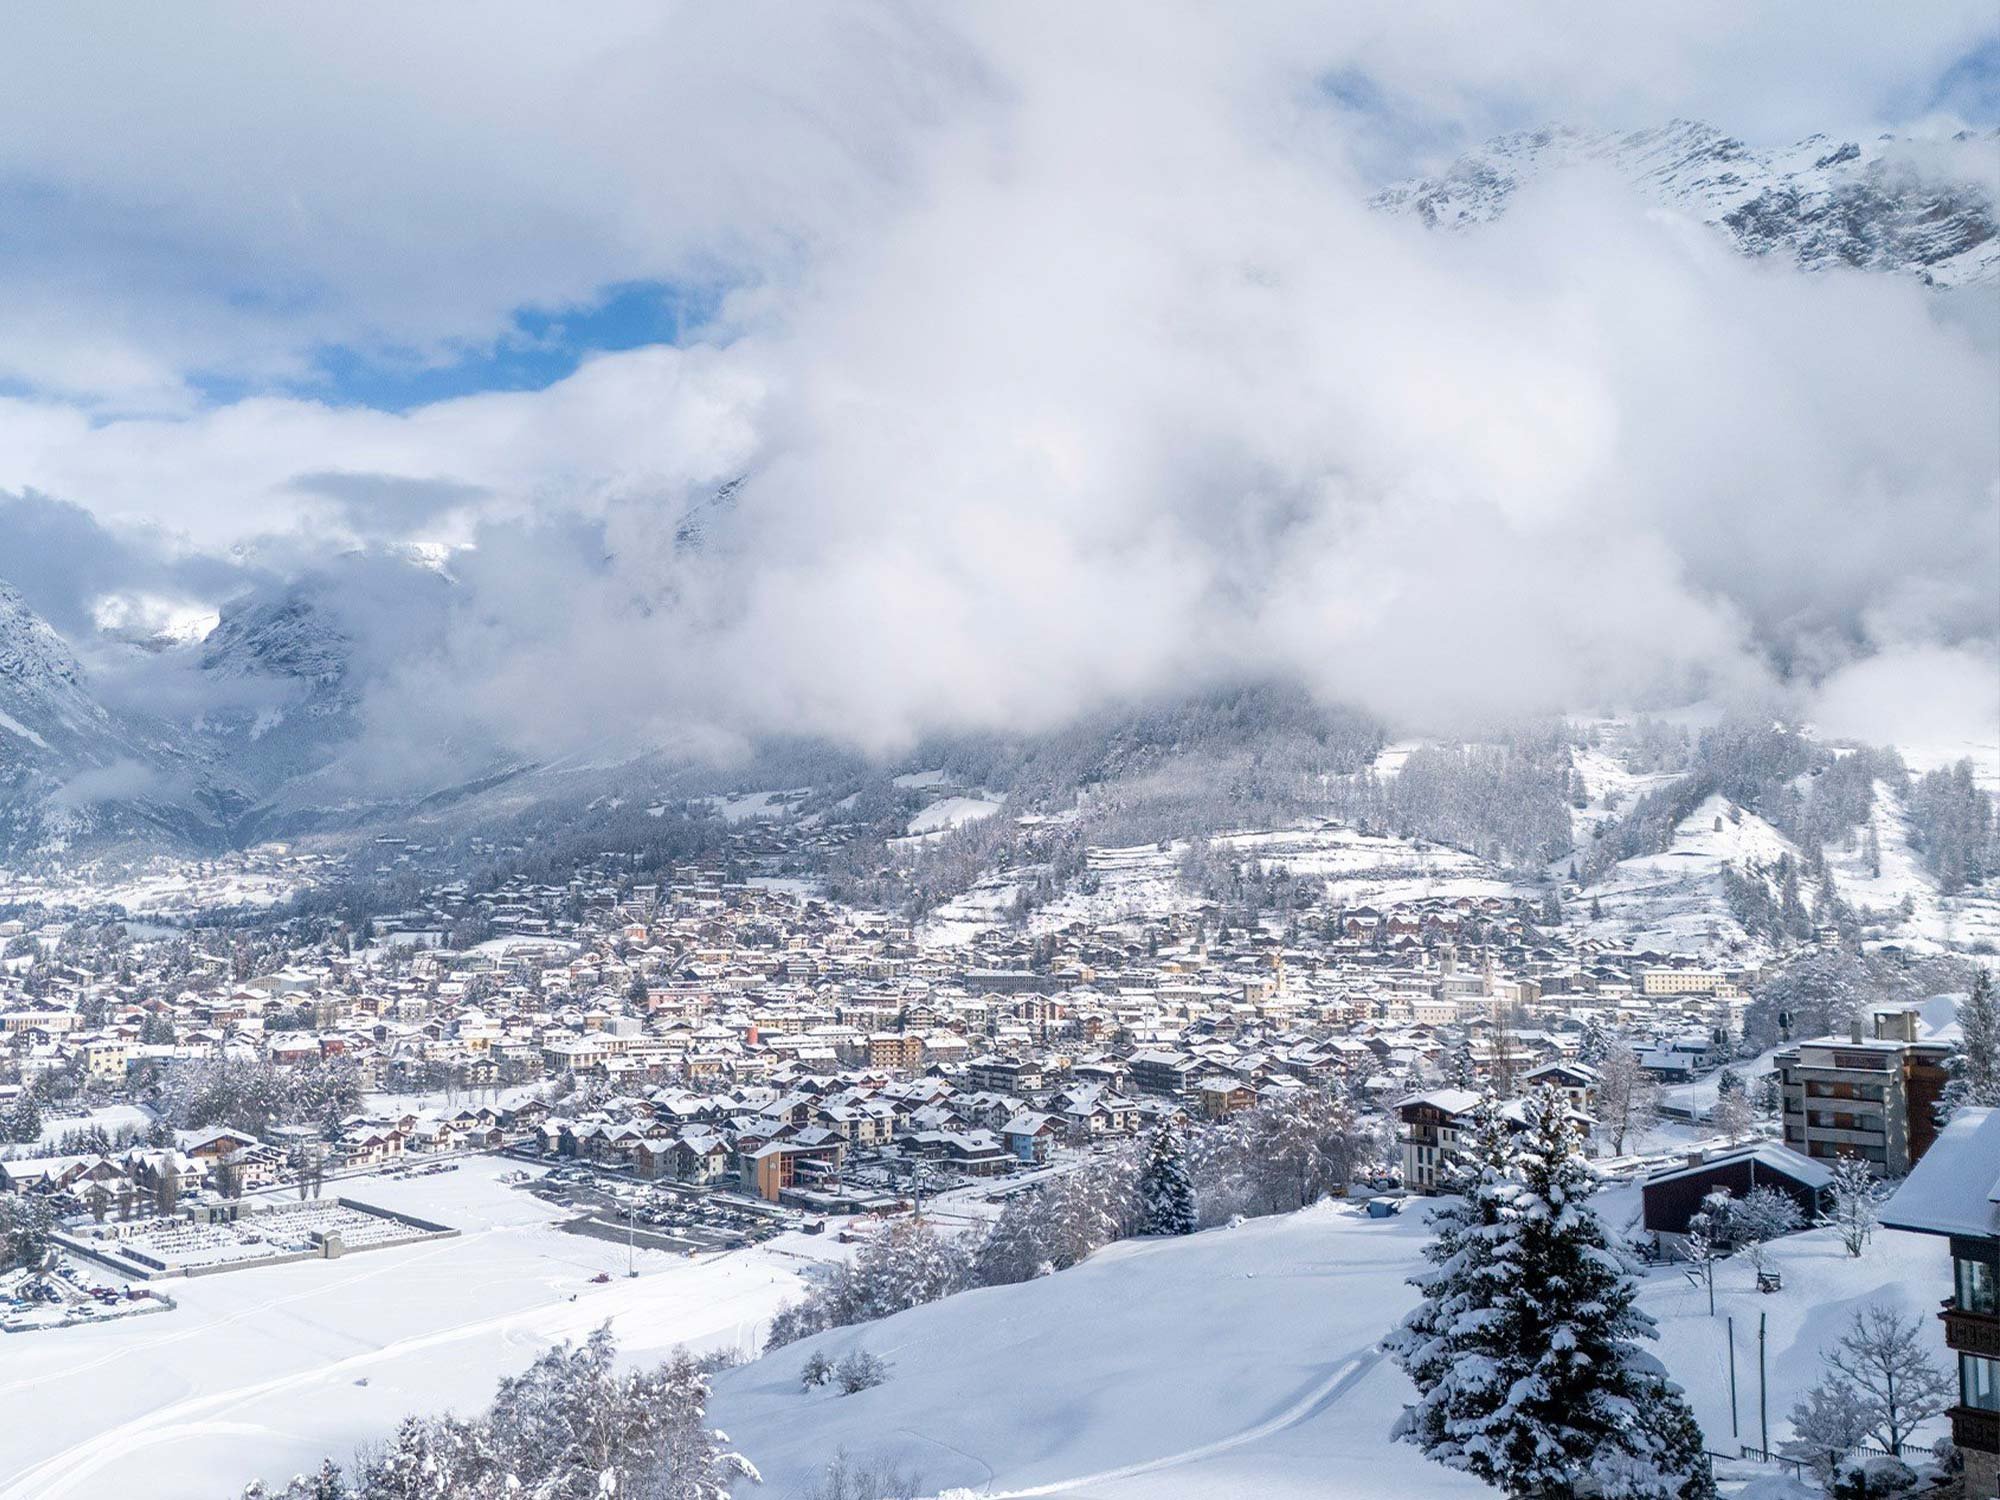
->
{"left": 192, "top": 279, "right": 726, "bottom": 413}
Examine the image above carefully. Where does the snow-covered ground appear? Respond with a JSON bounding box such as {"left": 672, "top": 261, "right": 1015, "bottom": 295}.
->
{"left": 2, "top": 1147, "right": 1955, "bottom": 1500}
{"left": 905, "top": 793, "right": 1006, "bottom": 837}
{"left": 919, "top": 822, "right": 1526, "bottom": 948}
{"left": 701, "top": 788, "right": 813, "bottom": 823}
{"left": 1821, "top": 778, "right": 2000, "bottom": 957}
{"left": 31, "top": 1102, "right": 156, "bottom": 1148}
{"left": 1572, "top": 793, "right": 1796, "bottom": 955}
{"left": 0, "top": 853, "right": 312, "bottom": 917}
{"left": 711, "top": 1200, "right": 1489, "bottom": 1500}
{"left": 710, "top": 1193, "right": 1959, "bottom": 1500}
{"left": 0, "top": 1159, "right": 813, "bottom": 1500}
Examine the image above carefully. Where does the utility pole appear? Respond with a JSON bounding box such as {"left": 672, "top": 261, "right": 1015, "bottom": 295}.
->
{"left": 1758, "top": 1311, "right": 1768, "bottom": 1458}
{"left": 626, "top": 1202, "right": 637, "bottom": 1277}
{"left": 1727, "top": 1316, "right": 1738, "bottom": 1440}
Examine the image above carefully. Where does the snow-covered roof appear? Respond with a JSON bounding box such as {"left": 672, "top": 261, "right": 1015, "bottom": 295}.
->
{"left": 1394, "top": 1088, "right": 1483, "bottom": 1115}
{"left": 1882, "top": 1107, "right": 2000, "bottom": 1240}
{"left": 1642, "top": 1144, "right": 1834, "bottom": 1193}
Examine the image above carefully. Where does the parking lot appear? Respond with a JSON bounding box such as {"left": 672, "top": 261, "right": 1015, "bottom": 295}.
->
{"left": 514, "top": 1164, "right": 811, "bottom": 1254}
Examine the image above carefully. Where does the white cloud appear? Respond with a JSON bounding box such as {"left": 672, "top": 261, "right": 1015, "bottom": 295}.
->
{"left": 1, "top": 3, "right": 1994, "bottom": 770}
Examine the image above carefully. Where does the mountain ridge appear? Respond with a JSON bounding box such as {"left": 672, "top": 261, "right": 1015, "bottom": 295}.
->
{"left": 1374, "top": 117, "right": 2000, "bottom": 287}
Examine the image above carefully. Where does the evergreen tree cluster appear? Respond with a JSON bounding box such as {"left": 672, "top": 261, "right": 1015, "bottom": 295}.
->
{"left": 1938, "top": 969, "right": 2000, "bottom": 1123}
{"left": 153, "top": 1055, "right": 365, "bottom": 1140}
{"left": 1906, "top": 760, "right": 1995, "bottom": 894}
{"left": 1138, "top": 1121, "right": 1197, "bottom": 1236}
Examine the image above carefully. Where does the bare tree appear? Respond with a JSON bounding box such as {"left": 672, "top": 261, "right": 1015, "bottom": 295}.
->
{"left": 1823, "top": 1305, "right": 1955, "bottom": 1457}
{"left": 1733, "top": 1186, "right": 1803, "bottom": 1276}
{"left": 1710, "top": 1087, "right": 1755, "bottom": 1146}
{"left": 1783, "top": 1377, "right": 1873, "bottom": 1484}
{"left": 1818, "top": 1156, "right": 1880, "bottom": 1258}
{"left": 834, "top": 1349, "right": 889, "bottom": 1395}
{"left": 1595, "top": 1046, "right": 1658, "bottom": 1155}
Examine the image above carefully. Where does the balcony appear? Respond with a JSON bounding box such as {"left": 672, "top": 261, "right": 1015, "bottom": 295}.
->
{"left": 1943, "top": 1305, "right": 2000, "bottom": 1358}
{"left": 1950, "top": 1404, "right": 2000, "bottom": 1453}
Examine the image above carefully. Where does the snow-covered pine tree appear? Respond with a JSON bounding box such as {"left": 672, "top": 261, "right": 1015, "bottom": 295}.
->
{"left": 1386, "top": 1087, "right": 1713, "bottom": 1499}
{"left": 1138, "top": 1120, "right": 1197, "bottom": 1235}
{"left": 1938, "top": 969, "right": 1999, "bottom": 1124}
{"left": 1382, "top": 1095, "right": 1518, "bottom": 1469}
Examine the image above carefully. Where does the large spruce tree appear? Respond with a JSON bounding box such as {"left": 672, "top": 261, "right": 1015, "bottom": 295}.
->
{"left": 1385, "top": 1088, "right": 1714, "bottom": 1499}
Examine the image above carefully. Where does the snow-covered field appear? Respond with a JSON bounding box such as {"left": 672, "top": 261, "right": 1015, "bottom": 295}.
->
{"left": 0, "top": 1159, "right": 813, "bottom": 1500}
{"left": 0, "top": 854, "right": 311, "bottom": 917}
{"left": 919, "top": 822, "right": 1525, "bottom": 948}
{"left": 711, "top": 1195, "right": 1956, "bottom": 1500}
{"left": 905, "top": 793, "right": 1006, "bottom": 837}
{"left": 1572, "top": 793, "right": 1795, "bottom": 954}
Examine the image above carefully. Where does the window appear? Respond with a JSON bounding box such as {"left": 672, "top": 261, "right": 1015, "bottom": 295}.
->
{"left": 1962, "top": 1354, "right": 2000, "bottom": 1413}
{"left": 1957, "top": 1256, "right": 1999, "bottom": 1317}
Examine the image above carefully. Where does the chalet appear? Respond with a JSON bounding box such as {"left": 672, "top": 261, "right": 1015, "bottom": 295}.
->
{"left": 1000, "top": 1111, "right": 1060, "bottom": 1164}
{"left": 1196, "top": 1075, "right": 1258, "bottom": 1120}
{"left": 1639, "top": 1145, "right": 1832, "bottom": 1243}
{"left": 1882, "top": 1107, "right": 2000, "bottom": 1497}
{"left": 1396, "top": 1088, "right": 1483, "bottom": 1194}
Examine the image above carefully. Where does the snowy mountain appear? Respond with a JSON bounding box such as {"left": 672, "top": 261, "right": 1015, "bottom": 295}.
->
{"left": 1375, "top": 119, "right": 2000, "bottom": 287}
{"left": 0, "top": 580, "right": 114, "bottom": 759}
{"left": 0, "top": 582, "right": 217, "bottom": 857}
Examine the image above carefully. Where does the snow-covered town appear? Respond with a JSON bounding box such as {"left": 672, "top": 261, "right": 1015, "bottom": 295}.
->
{"left": 4, "top": 6, "right": 1998, "bottom": 1500}
{"left": 1, "top": 747, "right": 1996, "bottom": 1498}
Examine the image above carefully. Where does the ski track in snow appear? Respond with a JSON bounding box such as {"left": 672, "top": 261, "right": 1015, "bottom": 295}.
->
{"left": 984, "top": 1349, "right": 1378, "bottom": 1498}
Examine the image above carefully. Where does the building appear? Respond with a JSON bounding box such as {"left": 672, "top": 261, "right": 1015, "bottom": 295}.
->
{"left": 1396, "top": 1088, "right": 1483, "bottom": 1194}
{"left": 1640, "top": 967, "right": 1743, "bottom": 998}
{"left": 1127, "top": 1050, "right": 1202, "bottom": 1101}
{"left": 1639, "top": 1145, "right": 1832, "bottom": 1244}
{"left": 1881, "top": 1107, "right": 2000, "bottom": 1499}
{"left": 1775, "top": 1004, "right": 1952, "bottom": 1176}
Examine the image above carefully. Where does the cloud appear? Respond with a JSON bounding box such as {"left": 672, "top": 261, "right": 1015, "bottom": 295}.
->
{"left": 0, "top": 4, "right": 1994, "bottom": 776}
{"left": 1810, "top": 644, "right": 2000, "bottom": 777}
{"left": 285, "top": 471, "right": 490, "bottom": 536}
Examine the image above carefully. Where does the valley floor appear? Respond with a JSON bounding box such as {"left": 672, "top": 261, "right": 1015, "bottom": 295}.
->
{"left": 0, "top": 1159, "right": 812, "bottom": 1500}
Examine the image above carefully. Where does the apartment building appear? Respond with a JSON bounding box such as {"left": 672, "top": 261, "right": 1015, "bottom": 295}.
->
{"left": 1775, "top": 1005, "right": 1950, "bottom": 1176}
{"left": 1396, "top": 1087, "right": 1482, "bottom": 1194}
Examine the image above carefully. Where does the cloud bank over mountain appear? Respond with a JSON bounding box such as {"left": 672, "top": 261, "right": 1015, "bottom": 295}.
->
{"left": 1, "top": 3, "right": 1994, "bottom": 780}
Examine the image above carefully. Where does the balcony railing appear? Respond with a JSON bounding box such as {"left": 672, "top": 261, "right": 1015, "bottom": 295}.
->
{"left": 1943, "top": 1305, "right": 2000, "bottom": 1358}
{"left": 1950, "top": 1404, "right": 2000, "bottom": 1453}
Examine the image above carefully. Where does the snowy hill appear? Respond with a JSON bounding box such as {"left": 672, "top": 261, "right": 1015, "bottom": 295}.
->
{"left": 1376, "top": 119, "right": 2000, "bottom": 288}
{"left": 709, "top": 1193, "right": 1960, "bottom": 1499}
{"left": 708, "top": 1201, "right": 1487, "bottom": 1500}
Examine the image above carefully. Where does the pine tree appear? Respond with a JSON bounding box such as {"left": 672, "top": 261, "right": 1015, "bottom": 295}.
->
{"left": 1938, "top": 969, "right": 1999, "bottom": 1124}
{"left": 1386, "top": 1088, "right": 1712, "bottom": 1499}
{"left": 1138, "top": 1121, "right": 1197, "bottom": 1235}
{"left": 7, "top": 1090, "right": 42, "bottom": 1146}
